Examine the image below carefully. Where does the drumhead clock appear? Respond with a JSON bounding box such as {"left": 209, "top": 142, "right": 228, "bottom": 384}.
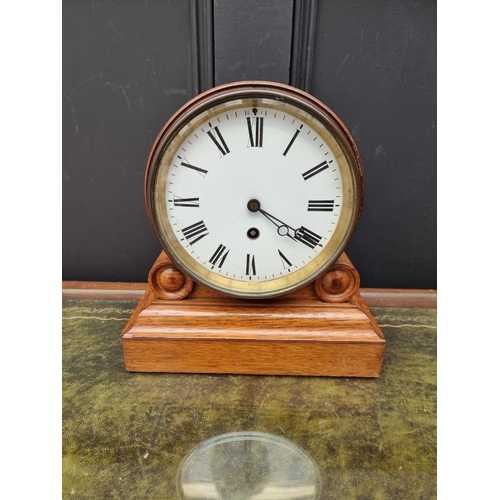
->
{"left": 145, "top": 81, "right": 364, "bottom": 299}
{"left": 124, "top": 81, "right": 384, "bottom": 377}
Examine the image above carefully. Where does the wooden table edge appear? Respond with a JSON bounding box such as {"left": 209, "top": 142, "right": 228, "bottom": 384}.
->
{"left": 62, "top": 281, "right": 436, "bottom": 308}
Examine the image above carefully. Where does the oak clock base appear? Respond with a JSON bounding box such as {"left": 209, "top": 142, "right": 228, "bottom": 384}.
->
{"left": 121, "top": 252, "right": 385, "bottom": 377}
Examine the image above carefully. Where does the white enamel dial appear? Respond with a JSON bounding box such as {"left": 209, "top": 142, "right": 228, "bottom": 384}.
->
{"left": 147, "top": 83, "right": 363, "bottom": 298}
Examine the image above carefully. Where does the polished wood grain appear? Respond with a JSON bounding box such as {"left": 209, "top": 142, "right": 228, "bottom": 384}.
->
{"left": 149, "top": 253, "right": 194, "bottom": 300}
{"left": 121, "top": 291, "right": 385, "bottom": 377}
{"left": 315, "top": 253, "right": 360, "bottom": 302}
{"left": 118, "top": 252, "right": 386, "bottom": 377}
{"left": 122, "top": 337, "right": 385, "bottom": 377}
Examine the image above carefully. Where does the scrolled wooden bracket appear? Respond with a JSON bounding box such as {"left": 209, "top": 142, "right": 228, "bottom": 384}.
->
{"left": 148, "top": 252, "right": 193, "bottom": 300}
{"left": 314, "top": 253, "right": 360, "bottom": 303}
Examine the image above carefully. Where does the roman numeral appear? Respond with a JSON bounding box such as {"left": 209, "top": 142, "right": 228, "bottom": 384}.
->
{"left": 282, "top": 128, "right": 301, "bottom": 156}
{"left": 307, "top": 199, "right": 335, "bottom": 211}
{"left": 302, "top": 161, "right": 329, "bottom": 180}
{"left": 181, "top": 220, "right": 209, "bottom": 245}
{"left": 207, "top": 126, "right": 230, "bottom": 156}
{"left": 246, "top": 254, "right": 256, "bottom": 275}
{"left": 180, "top": 161, "right": 208, "bottom": 176}
{"left": 173, "top": 196, "right": 200, "bottom": 207}
{"left": 278, "top": 249, "right": 292, "bottom": 268}
{"left": 295, "top": 226, "right": 322, "bottom": 249}
{"left": 247, "top": 117, "right": 264, "bottom": 147}
{"left": 209, "top": 244, "right": 230, "bottom": 269}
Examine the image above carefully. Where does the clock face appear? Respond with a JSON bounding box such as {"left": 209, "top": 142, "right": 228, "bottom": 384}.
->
{"left": 146, "top": 82, "right": 363, "bottom": 298}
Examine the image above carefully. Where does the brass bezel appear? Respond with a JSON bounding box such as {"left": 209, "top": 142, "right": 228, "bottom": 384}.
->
{"left": 145, "top": 81, "right": 364, "bottom": 299}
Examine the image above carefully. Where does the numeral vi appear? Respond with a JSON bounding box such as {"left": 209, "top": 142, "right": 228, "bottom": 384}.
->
{"left": 246, "top": 254, "right": 256, "bottom": 275}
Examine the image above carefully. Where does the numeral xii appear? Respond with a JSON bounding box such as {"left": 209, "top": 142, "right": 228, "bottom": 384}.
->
{"left": 247, "top": 117, "right": 263, "bottom": 147}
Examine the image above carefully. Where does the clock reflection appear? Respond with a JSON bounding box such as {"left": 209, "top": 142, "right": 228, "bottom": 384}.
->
{"left": 211, "top": 438, "right": 269, "bottom": 499}
{"left": 177, "top": 431, "right": 320, "bottom": 500}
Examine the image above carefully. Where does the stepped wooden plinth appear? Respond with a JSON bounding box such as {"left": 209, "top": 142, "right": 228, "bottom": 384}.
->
{"left": 121, "top": 252, "right": 385, "bottom": 377}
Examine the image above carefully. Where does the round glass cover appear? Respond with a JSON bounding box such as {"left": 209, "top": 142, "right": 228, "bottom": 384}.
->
{"left": 177, "top": 431, "right": 321, "bottom": 499}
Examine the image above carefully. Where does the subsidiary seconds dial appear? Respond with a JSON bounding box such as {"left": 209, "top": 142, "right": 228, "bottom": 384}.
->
{"left": 146, "top": 82, "right": 364, "bottom": 299}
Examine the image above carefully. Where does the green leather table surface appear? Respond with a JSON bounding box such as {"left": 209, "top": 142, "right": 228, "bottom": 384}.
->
{"left": 62, "top": 298, "right": 436, "bottom": 499}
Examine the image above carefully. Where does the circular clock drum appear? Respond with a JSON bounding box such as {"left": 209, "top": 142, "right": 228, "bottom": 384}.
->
{"left": 145, "top": 81, "right": 364, "bottom": 299}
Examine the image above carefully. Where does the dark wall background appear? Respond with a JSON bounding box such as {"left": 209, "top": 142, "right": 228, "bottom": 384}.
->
{"left": 62, "top": 0, "right": 436, "bottom": 289}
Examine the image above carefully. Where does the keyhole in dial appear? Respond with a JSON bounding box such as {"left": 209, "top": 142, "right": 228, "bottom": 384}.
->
{"left": 247, "top": 227, "right": 260, "bottom": 240}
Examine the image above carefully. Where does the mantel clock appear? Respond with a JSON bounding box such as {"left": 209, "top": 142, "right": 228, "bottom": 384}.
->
{"left": 122, "top": 81, "right": 385, "bottom": 377}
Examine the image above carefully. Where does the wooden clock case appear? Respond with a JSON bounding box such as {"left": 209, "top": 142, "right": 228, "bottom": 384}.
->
{"left": 121, "top": 251, "right": 385, "bottom": 377}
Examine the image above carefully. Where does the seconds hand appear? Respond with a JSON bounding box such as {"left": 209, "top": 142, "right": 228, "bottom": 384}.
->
{"left": 247, "top": 199, "right": 298, "bottom": 242}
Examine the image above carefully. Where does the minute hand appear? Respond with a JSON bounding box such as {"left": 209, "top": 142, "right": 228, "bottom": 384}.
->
{"left": 247, "top": 199, "right": 315, "bottom": 246}
{"left": 259, "top": 208, "right": 323, "bottom": 249}
{"left": 258, "top": 208, "right": 297, "bottom": 237}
